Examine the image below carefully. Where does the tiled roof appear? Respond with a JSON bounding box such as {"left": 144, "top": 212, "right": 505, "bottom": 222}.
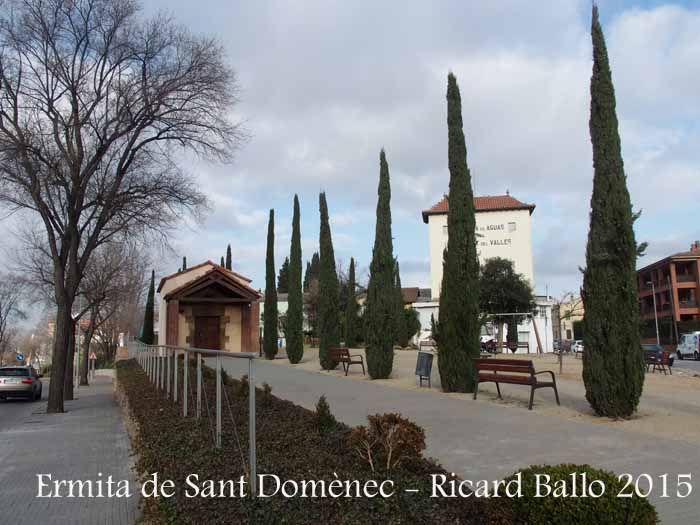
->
{"left": 157, "top": 260, "right": 252, "bottom": 292}
{"left": 422, "top": 194, "right": 536, "bottom": 223}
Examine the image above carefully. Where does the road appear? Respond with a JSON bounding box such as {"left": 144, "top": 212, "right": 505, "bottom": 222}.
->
{"left": 673, "top": 357, "right": 700, "bottom": 372}
{"left": 0, "top": 384, "right": 46, "bottom": 432}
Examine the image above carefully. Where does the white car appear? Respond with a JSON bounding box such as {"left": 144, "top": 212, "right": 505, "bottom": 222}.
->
{"left": 572, "top": 340, "right": 584, "bottom": 354}
{"left": 676, "top": 332, "right": 700, "bottom": 361}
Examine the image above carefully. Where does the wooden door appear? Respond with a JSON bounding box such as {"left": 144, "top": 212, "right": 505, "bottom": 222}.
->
{"left": 194, "top": 316, "right": 220, "bottom": 350}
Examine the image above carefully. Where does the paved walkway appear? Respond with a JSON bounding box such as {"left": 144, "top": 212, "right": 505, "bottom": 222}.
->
{"left": 0, "top": 374, "right": 139, "bottom": 525}
{"left": 220, "top": 358, "right": 700, "bottom": 524}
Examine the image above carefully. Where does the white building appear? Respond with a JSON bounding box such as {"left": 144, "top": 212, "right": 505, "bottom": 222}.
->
{"left": 420, "top": 193, "right": 554, "bottom": 353}
{"left": 422, "top": 193, "right": 535, "bottom": 299}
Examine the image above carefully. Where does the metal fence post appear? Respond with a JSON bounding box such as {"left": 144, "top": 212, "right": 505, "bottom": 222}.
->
{"left": 183, "top": 351, "right": 189, "bottom": 417}
{"left": 216, "top": 355, "right": 221, "bottom": 448}
{"left": 173, "top": 350, "right": 179, "bottom": 403}
{"left": 166, "top": 348, "right": 171, "bottom": 395}
{"left": 249, "top": 358, "right": 256, "bottom": 497}
{"left": 196, "top": 353, "right": 202, "bottom": 420}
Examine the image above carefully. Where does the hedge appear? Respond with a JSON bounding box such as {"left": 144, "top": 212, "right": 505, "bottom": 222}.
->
{"left": 116, "top": 359, "right": 490, "bottom": 523}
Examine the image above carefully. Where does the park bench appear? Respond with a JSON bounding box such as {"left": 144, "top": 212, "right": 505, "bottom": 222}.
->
{"left": 504, "top": 341, "right": 529, "bottom": 354}
{"left": 644, "top": 350, "right": 672, "bottom": 375}
{"left": 473, "top": 358, "right": 560, "bottom": 410}
{"left": 329, "top": 347, "right": 365, "bottom": 376}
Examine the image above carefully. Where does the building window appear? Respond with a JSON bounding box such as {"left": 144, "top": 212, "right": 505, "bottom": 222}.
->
{"left": 566, "top": 329, "right": 572, "bottom": 340}
{"left": 508, "top": 222, "right": 517, "bottom": 232}
{"left": 443, "top": 225, "right": 448, "bottom": 236}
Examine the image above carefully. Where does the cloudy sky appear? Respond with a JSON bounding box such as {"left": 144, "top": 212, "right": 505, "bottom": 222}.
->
{"left": 129, "top": 1, "right": 700, "bottom": 297}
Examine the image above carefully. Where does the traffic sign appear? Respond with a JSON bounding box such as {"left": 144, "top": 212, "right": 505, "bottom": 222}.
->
{"left": 89, "top": 352, "right": 97, "bottom": 360}
{"left": 15, "top": 353, "right": 24, "bottom": 362}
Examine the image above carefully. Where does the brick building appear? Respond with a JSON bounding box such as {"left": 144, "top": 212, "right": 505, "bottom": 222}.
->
{"left": 157, "top": 261, "right": 261, "bottom": 352}
{"left": 637, "top": 241, "right": 700, "bottom": 342}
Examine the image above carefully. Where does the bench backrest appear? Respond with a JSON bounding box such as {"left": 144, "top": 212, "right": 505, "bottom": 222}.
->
{"left": 474, "top": 358, "right": 534, "bottom": 375}
{"left": 329, "top": 347, "right": 350, "bottom": 359}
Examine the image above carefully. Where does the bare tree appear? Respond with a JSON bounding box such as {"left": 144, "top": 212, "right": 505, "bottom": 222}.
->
{"left": 78, "top": 239, "right": 150, "bottom": 385}
{"left": 0, "top": 0, "right": 244, "bottom": 412}
{"left": 0, "top": 273, "right": 26, "bottom": 365}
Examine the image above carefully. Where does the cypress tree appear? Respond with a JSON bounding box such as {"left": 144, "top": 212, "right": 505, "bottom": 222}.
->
{"left": 182, "top": 256, "right": 187, "bottom": 270}
{"left": 582, "top": 5, "right": 644, "bottom": 418}
{"left": 220, "top": 256, "right": 225, "bottom": 267}
{"left": 287, "top": 195, "right": 304, "bottom": 364}
{"left": 437, "top": 73, "right": 481, "bottom": 393}
{"left": 226, "top": 244, "right": 232, "bottom": 270}
{"left": 345, "top": 257, "right": 358, "bottom": 348}
{"left": 304, "top": 252, "right": 320, "bottom": 291}
{"left": 365, "top": 150, "right": 396, "bottom": 379}
{"left": 277, "top": 257, "right": 290, "bottom": 293}
{"left": 263, "top": 209, "right": 278, "bottom": 359}
{"left": 394, "top": 261, "right": 409, "bottom": 347}
{"left": 141, "top": 270, "right": 155, "bottom": 345}
{"left": 318, "top": 192, "right": 341, "bottom": 370}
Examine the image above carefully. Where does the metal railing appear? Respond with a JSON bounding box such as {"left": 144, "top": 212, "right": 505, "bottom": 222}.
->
{"left": 128, "top": 339, "right": 258, "bottom": 496}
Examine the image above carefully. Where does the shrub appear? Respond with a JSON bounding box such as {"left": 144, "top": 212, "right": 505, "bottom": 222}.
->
{"left": 349, "top": 413, "right": 426, "bottom": 472}
{"left": 236, "top": 374, "right": 249, "bottom": 397}
{"left": 260, "top": 382, "right": 273, "bottom": 407}
{"left": 499, "top": 464, "right": 658, "bottom": 525}
{"left": 314, "top": 395, "right": 337, "bottom": 433}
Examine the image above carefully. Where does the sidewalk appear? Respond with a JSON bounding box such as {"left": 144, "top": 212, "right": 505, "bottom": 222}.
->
{"left": 219, "top": 358, "right": 700, "bottom": 525}
{"left": 0, "top": 374, "right": 139, "bottom": 525}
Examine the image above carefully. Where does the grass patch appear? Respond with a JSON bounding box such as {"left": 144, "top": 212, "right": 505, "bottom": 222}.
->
{"left": 117, "top": 359, "right": 491, "bottom": 523}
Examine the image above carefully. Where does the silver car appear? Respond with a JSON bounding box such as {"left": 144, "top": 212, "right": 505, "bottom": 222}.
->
{"left": 0, "top": 366, "right": 43, "bottom": 401}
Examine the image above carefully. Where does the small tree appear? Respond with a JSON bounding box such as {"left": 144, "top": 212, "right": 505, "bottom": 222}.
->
{"left": 582, "top": 6, "right": 645, "bottom": 418}
{"left": 436, "top": 73, "right": 481, "bottom": 393}
{"left": 226, "top": 244, "right": 233, "bottom": 270}
{"left": 365, "top": 150, "right": 396, "bottom": 379}
{"left": 394, "top": 261, "right": 409, "bottom": 347}
{"left": 479, "top": 257, "right": 534, "bottom": 352}
{"left": 304, "top": 252, "right": 321, "bottom": 292}
{"left": 345, "top": 257, "right": 359, "bottom": 348}
{"left": 318, "top": 193, "right": 341, "bottom": 369}
{"left": 182, "top": 257, "right": 187, "bottom": 271}
{"left": 277, "top": 257, "right": 290, "bottom": 293}
{"left": 141, "top": 271, "right": 155, "bottom": 345}
{"left": 220, "top": 256, "right": 225, "bottom": 267}
{"left": 286, "top": 195, "right": 304, "bottom": 364}
{"left": 263, "top": 210, "right": 278, "bottom": 359}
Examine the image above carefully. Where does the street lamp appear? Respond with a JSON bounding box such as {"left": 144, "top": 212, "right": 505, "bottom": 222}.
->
{"left": 646, "top": 281, "right": 660, "bottom": 345}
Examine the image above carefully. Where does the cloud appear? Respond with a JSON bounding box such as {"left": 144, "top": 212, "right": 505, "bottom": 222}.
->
{"left": 2, "top": 1, "right": 697, "bottom": 301}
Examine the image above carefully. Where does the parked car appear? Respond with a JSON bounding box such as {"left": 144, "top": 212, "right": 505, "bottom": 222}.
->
{"left": 676, "top": 332, "right": 700, "bottom": 360}
{"left": 641, "top": 343, "right": 674, "bottom": 368}
{"left": 0, "top": 366, "right": 43, "bottom": 401}
{"left": 572, "top": 340, "right": 584, "bottom": 354}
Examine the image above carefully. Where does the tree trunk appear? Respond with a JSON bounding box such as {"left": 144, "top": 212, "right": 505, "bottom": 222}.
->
{"left": 496, "top": 319, "right": 505, "bottom": 353}
{"left": 80, "top": 325, "right": 94, "bottom": 386}
{"left": 47, "top": 303, "right": 71, "bottom": 413}
{"left": 64, "top": 319, "right": 76, "bottom": 401}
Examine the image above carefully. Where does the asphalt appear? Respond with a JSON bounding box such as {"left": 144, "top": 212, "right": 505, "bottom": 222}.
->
{"left": 218, "top": 357, "right": 700, "bottom": 525}
{"left": 0, "top": 374, "right": 139, "bottom": 525}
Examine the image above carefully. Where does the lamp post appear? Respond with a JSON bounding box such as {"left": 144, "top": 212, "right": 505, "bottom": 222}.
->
{"left": 646, "top": 281, "right": 660, "bottom": 345}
